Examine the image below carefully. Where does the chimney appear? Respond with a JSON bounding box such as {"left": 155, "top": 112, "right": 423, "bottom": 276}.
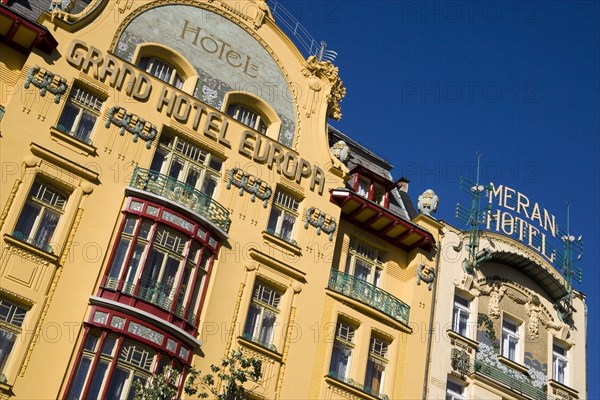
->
{"left": 397, "top": 177, "right": 409, "bottom": 193}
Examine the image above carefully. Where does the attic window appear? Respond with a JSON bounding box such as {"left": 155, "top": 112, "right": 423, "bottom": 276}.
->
{"left": 226, "top": 103, "right": 268, "bottom": 134}
{"left": 353, "top": 174, "right": 388, "bottom": 207}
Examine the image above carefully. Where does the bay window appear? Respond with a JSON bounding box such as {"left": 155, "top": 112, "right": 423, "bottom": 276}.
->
{"left": 13, "top": 179, "right": 69, "bottom": 252}
{"left": 329, "top": 320, "right": 356, "bottom": 380}
{"left": 243, "top": 281, "right": 282, "bottom": 350}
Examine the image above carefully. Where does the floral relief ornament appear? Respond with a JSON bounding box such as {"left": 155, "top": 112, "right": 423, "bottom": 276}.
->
{"left": 416, "top": 263, "right": 436, "bottom": 290}
{"left": 301, "top": 56, "right": 346, "bottom": 120}
{"left": 226, "top": 168, "right": 272, "bottom": 208}
{"left": 304, "top": 207, "right": 337, "bottom": 241}
{"left": 105, "top": 106, "right": 157, "bottom": 149}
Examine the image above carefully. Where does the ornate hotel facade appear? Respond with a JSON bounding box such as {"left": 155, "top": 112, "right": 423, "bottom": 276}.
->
{"left": 0, "top": 1, "right": 586, "bottom": 400}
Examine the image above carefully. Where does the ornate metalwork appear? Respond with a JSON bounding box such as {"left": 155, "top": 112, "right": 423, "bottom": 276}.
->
{"left": 129, "top": 167, "right": 230, "bottom": 233}
{"left": 105, "top": 106, "right": 157, "bottom": 149}
{"left": 304, "top": 207, "right": 337, "bottom": 241}
{"left": 328, "top": 269, "right": 410, "bottom": 325}
{"left": 455, "top": 153, "right": 493, "bottom": 274}
{"left": 24, "top": 65, "right": 68, "bottom": 103}
{"left": 226, "top": 167, "right": 273, "bottom": 208}
{"left": 451, "top": 348, "right": 471, "bottom": 379}
{"left": 416, "top": 263, "right": 435, "bottom": 290}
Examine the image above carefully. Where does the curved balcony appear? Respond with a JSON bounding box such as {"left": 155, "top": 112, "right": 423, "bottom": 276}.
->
{"left": 129, "top": 167, "right": 230, "bottom": 234}
{"left": 328, "top": 270, "right": 410, "bottom": 325}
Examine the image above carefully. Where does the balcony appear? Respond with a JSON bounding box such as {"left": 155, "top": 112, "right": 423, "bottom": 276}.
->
{"left": 474, "top": 360, "right": 547, "bottom": 400}
{"left": 328, "top": 269, "right": 410, "bottom": 325}
{"left": 129, "top": 167, "right": 230, "bottom": 234}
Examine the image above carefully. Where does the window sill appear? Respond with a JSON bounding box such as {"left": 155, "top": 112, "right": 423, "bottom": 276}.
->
{"left": 324, "top": 374, "right": 387, "bottom": 400}
{"left": 50, "top": 126, "right": 97, "bottom": 156}
{"left": 0, "top": 380, "right": 14, "bottom": 396}
{"left": 549, "top": 379, "right": 579, "bottom": 398}
{"left": 498, "top": 355, "right": 529, "bottom": 375}
{"left": 262, "top": 231, "right": 301, "bottom": 255}
{"left": 3, "top": 234, "right": 59, "bottom": 264}
{"left": 237, "top": 336, "right": 283, "bottom": 362}
{"left": 447, "top": 329, "right": 479, "bottom": 351}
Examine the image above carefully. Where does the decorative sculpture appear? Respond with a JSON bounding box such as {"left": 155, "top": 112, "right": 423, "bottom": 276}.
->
{"left": 416, "top": 263, "right": 436, "bottom": 290}
{"left": 418, "top": 189, "right": 439, "bottom": 216}
{"left": 24, "top": 66, "right": 68, "bottom": 104}
{"left": 105, "top": 106, "right": 157, "bottom": 149}
{"left": 226, "top": 168, "right": 273, "bottom": 208}
{"left": 304, "top": 207, "right": 337, "bottom": 241}
{"left": 330, "top": 140, "right": 350, "bottom": 164}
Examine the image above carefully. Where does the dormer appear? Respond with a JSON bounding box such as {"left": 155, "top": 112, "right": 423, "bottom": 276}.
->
{"left": 349, "top": 165, "right": 395, "bottom": 209}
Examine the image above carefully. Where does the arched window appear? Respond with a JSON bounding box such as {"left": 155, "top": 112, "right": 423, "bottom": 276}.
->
{"left": 138, "top": 56, "right": 184, "bottom": 89}
{"left": 226, "top": 103, "right": 268, "bottom": 134}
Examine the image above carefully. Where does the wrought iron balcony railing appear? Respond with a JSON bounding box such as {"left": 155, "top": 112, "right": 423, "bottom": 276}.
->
{"left": 129, "top": 167, "right": 230, "bottom": 233}
{"left": 328, "top": 270, "right": 410, "bottom": 325}
{"left": 474, "top": 360, "right": 547, "bottom": 400}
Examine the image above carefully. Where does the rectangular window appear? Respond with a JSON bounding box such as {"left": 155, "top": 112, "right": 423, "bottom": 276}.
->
{"left": 243, "top": 281, "right": 282, "bottom": 350}
{"left": 553, "top": 342, "right": 568, "bottom": 385}
{"left": 364, "top": 334, "right": 388, "bottom": 396}
{"left": 0, "top": 296, "right": 27, "bottom": 374}
{"left": 150, "top": 133, "right": 223, "bottom": 199}
{"left": 57, "top": 85, "right": 103, "bottom": 144}
{"left": 452, "top": 294, "right": 471, "bottom": 337}
{"left": 13, "top": 179, "right": 69, "bottom": 252}
{"left": 446, "top": 381, "right": 465, "bottom": 400}
{"left": 329, "top": 320, "right": 355, "bottom": 380}
{"left": 267, "top": 190, "right": 299, "bottom": 243}
{"left": 502, "top": 317, "right": 520, "bottom": 362}
{"left": 345, "top": 238, "right": 384, "bottom": 287}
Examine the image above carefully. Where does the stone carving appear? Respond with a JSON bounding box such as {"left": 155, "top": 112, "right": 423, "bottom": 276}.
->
{"left": 451, "top": 348, "right": 471, "bottom": 378}
{"left": 416, "top": 263, "right": 436, "bottom": 290}
{"left": 418, "top": 189, "right": 439, "bottom": 215}
{"left": 49, "top": 0, "right": 75, "bottom": 12}
{"left": 24, "top": 66, "right": 68, "bottom": 104}
{"left": 105, "top": 106, "right": 157, "bottom": 149}
{"left": 330, "top": 140, "right": 350, "bottom": 163}
{"left": 301, "top": 56, "right": 346, "bottom": 120}
{"left": 480, "top": 282, "right": 506, "bottom": 319}
{"left": 304, "top": 207, "right": 337, "bottom": 241}
{"left": 226, "top": 168, "right": 273, "bottom": 208}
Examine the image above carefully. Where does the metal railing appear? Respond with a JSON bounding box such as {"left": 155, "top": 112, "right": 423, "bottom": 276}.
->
{"left": 327, "top": 371, "right": 389, "bottom": 400}
{"left": 474, "top": 361, "right": 547, "bottom": 400}
{"left": 328, "top": 270, "right": 410, "bottom": 325}
{"left": 129, "top": 167, "right": 230, "bottom": 233}
{"left": 135, "top": 275, "right": 175, "bottom": 311}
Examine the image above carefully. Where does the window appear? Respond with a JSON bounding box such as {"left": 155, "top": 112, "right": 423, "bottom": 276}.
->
{"left": 139, "top": 57, "right": 184, "bottom": 89}
{"left": 553, "top": 342, "right": 568, "bottom": 385}
{"left": 104, "top": 211, "right": 213, "bottom": 326}
{"left": 266, "top": 190, "right": 300, "bottom": 244}
{"left": 345, "top": 238, "right": 384, "bottom": 287}
{"left": 13, "top": 179, "right": 69, "bottom": 252}
{"left": 226, "top": 103, "right": 267, "bottom": 134}
{"left": 364, "top": 334, "right": 388, "bottom": 396}
{"left": 446, "top": 380, "right": 465, "bottom": 400}
{"left": 452, "top": 294, "right": 471, "bottom": 337}
{"left": 56, "top": 85, "right": 104, "bottom": 144}
{"left": 67, "top": 331, "right": 181, "bottom": 400}
{"left": 354, "top": 175, "right": 387, "bottom": 206}
{"left": 329, "top": 320, "right": 356, "bottom": 380}
{"left": 243, "top": 281, "right": 282, "bottom": 350}
{"left": 0, "top": 297, "right": 27, "bottom": 375}
{"left": 150, "top": 133, "right": 223, "bottom": 199}
{"left": 501, "top": 317, "right": 520, "bottom": 362}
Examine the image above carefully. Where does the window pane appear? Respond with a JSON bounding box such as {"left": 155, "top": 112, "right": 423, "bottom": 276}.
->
{"left": 57, "top": 103, "right": 79, "bottom": 133}
{"left": 365, "top": 358, "right": 385, "bottom": 394}
{"left": 14, "top": 202, "right": 41, "bottom": 239}
{"left": 105, "top": 366, "right": 129, "bottom": 399}
{"left": 108, "top": 238, "right": 131, "bottom": 280}
{"left": 258, "top": 309, "right": 276, "bottom": 344}
{"left": 0, "top": 329, "right": 16, "bottom": 372}
{"left": 33, "top": 208, "right": 60, "bottom": 248}
{"left": 243, "top": 303, "right": 261, "bottom": 338}
{"left": 329, "top": 343, "right": 351, "bottom": 378}
{"left": 66, "top": 356, "right": 92, "bottom": 400}
{"left": 75, "top": 110, "right": 96, "bottom": 141}
{"left": 267, "top": 207, "right": 282, "bottom": 234}
{"left": 280, "top": 212, "right": 295, "bottom": 241}
{"left": 87, "top": 361, "right": 109, "bottom": 399}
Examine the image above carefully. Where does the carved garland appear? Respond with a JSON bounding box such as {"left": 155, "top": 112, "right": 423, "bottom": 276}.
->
{"left": 24, "top": 66, "right": 68, "bottom": 103}
{"left": 304, "top": 207, "right": 336, "bottom": 241}
{"left": 105, "top": 106, "right": 157, "bottom": 149}
{"left": 226, "top": 168, "right": 273, "bottom": 208}
{"left": 416, "top": 263, "right": 436, "bottom": 290}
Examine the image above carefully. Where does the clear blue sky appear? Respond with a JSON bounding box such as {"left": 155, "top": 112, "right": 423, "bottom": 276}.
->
{"left": 278, "top": 0, "right": 599, "bottom": 397}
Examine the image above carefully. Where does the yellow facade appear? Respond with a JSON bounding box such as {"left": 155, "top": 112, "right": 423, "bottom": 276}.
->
{"left": 0, "top": 1, "right": 441, "bottom": 399}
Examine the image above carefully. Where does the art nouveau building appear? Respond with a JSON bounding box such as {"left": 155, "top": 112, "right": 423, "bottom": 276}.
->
{"left": 425, "top": 217, "right": 587, "bottom": 400}
{"left": 0, "top": 1, "right": 442, "bottom": 399}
